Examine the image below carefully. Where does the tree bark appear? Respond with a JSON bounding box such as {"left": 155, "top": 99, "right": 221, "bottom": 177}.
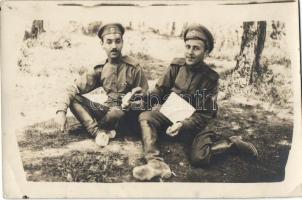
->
{"left": 24, "top": 20, "right": 45, "bottom": 40}
{"left": 234, "top": 21, "right": 266, "bottom": 85}
{"left": 170, "top": 22, "right": 176, "bottom": 36}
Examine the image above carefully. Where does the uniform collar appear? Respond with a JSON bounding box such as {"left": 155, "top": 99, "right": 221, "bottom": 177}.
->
{"left": 186, "top": 61, "right": 207, "bottom": 72}
{"left": 100, "top": 56, "right": 123, "bottom": 65}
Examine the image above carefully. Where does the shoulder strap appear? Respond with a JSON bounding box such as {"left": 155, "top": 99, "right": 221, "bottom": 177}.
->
{"left": 94, "top": 64, "right": 103, "bottom": 74}
{"left": 122, "top": 55, "right": 139, "bottom": 67}
{"left": 171, "top": 57, "right": 186, "bottom": 65}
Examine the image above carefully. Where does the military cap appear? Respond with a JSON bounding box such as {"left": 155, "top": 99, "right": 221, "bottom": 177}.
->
{"left": 183, "top": 24, "right": 214, "bottom": 53}
{"left": 97, "top": 23, "right": 125, "bottom": 39}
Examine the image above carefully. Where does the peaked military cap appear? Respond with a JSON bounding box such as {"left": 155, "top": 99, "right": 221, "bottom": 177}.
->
{"left": 97, "top": 23, "right": 125, "bottom": 39}
{"left": 183, "top": 24, "right": 214, "bottom": 53}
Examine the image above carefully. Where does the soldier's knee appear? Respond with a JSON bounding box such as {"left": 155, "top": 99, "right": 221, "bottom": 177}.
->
{"left": 138, "top": 111, "right": 154, "bottom": 122}
{"left": 69, "top": 96, "right": 85, "bottom": 114}
{"left": 70, "top": 95, "right": 89, "bottom": 110}
{"left": 73, "top": 95, "right": 85, "bottom": 103}
{"left": 101, "top": 109, "right": 125, "bottom": 130}
{"left": 190, "top": 132, "right": 215, "bottom": 167}
{"left": 190, "top": 145, "right": 211, "bottom": 167}
{"left": 138, "top": 111, "right": 161, "bottom": 129}
{"left": 106, "top": 109, "right": 125, "bottom": 121}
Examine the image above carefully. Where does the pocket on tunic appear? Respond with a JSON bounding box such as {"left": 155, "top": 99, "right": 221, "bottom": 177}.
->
{"left": 118, "top": 81, "right": 131, "bottom": 93}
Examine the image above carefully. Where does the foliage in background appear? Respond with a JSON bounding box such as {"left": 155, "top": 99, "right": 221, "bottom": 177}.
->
{"left": 18, "top": 20, "right": 292, "bottom": 110}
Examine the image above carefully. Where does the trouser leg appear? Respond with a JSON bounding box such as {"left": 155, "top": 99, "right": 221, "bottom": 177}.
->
{"left": 132, "top": 111, "right": 172, "bottom": 180}
{"left": 190, "top": 131, "right": 258, "bottom": 167}
{"left": 117, "top": 110, "right": 142, "bottom": 137}
{"left": 138, "top": 111, "right": 171, "bottom": 162}
{"left": 139, "top": 120, "right": 162, "bottom": 161}
{"left": 100, "top": 108, "right": 125, "bottom": 131}
{"left": 69, "top": 95, "right": 108, "bottom": 137}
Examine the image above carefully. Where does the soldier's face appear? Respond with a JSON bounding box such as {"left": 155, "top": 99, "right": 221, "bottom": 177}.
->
{"left": 101, "top": 34, "right": 123, "bottom": 59}
{"left": 184, "top": 39, "right": 206, "bottom": 66}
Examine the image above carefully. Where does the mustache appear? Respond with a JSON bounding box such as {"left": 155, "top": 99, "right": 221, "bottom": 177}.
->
{"left": 111, "top": 49, "right": 118, "bottom": 53}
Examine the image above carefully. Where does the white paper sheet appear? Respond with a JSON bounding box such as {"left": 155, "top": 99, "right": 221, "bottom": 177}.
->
{"left": 159, "top": 92, "right": 196, "bottom": 123}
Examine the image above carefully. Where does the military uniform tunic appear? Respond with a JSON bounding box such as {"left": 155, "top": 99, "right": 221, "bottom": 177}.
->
{"left": 145, "top": 57, "right": 219, "bottom": 132}
{"left": 56, "top": 56, "right": 149, "bottom": 113}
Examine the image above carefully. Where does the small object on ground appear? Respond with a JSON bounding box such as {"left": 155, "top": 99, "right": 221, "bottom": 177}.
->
{"left": 230, "top": 122, "right": 240, "bottom": 130}
{"left": 171, "top": 171, "right": 177, "bottom": 177}
{"left": 66, "top": 173, "right": 73, "bottom": 182}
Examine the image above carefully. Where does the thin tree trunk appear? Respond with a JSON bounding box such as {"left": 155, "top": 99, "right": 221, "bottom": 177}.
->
{"left": 234, "top": 21, "right": 267, "bottom": 85}
{"left": 24, "top": 20, "right": 45, "bottom": 40}
{"left": 170, "top": 22, "right": 176, "bottom": 36}
{"left": 250, "top": 21, "right": 266, "bottom": 84}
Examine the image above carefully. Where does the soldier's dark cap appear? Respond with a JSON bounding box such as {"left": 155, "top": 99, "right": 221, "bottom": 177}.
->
{"left": 183, "top": 24, "right": 214, "bottom": 53}
{"left": 97, "top": 23, "right": 125, "bottom": 39}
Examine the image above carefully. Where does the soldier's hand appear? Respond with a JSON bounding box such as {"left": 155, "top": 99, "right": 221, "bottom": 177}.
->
{"left": 56, "top": 111, "right": 67, "bottom": 132}
{"left": 121, "top": 92, "right": 132, "bottom": 110}
{"left": 166, "top": 122, "right": 183, "bottom": 137}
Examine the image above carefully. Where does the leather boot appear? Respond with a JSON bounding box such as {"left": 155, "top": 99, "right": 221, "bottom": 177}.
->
{"left": 132, "top": 120, "right": 171, "bottom": 180}
{"left": 211, "top": 136, "right": 258, "bottom": 159}
{"left": 211, "top": 139, "right": 233, "bottom": 155}
{"left": 70, "top": 97, "right": 115, "bottom": 147}
{"left": 69, "top": 99, "right": 100, "bottom": 137}
{"left": 229, "top": 136, "right": 258, "bottom": 158}
{"left": 139, "top": 120, "right": 161, "bottom": 161}
{"left": 133, "top": 159, "right": 172, "bottom": 181}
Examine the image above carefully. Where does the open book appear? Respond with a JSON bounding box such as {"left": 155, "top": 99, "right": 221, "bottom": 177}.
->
{"left": 159, "top": 92, "right": 196, "bottom": 124}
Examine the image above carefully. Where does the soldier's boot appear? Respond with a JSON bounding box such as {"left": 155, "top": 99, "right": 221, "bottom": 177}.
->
{"left": 69, "top": 97, "right": 112, "bottom": 147}
{"left": 211, "top": 136, "right": 258, "bottom": 158}
{"left": 190, "top": 137, "right": 232, "bottom": 166}
{"left": 211, "top": 139, "right": 233, "bottom": 155}
{"left": 191, "top": 132, "right": 258, "bottom": 166}
{"left": 133, "top": 120, "right": 171, "bottom": 181}
{"left": 229, "top": 136, "right": 258, "bottom": 158}
{"left": 133, "top": 159, "right": 172, "bottom": 181}
{"left": 95, "top": 130, "right": 116, "bottom": 146}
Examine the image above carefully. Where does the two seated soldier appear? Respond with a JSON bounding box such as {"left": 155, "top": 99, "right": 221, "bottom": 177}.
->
{"left": 55, "top": 23, "right": 258, "bottom": 181}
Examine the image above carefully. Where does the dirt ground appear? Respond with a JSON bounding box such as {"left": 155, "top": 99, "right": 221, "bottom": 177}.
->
{"left": 17, "top": 98, "right": 293, "bottom": 183}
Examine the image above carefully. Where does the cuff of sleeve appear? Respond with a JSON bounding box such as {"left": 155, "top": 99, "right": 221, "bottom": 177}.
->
{"left": 55, "top": 103, "right": 68, "bottom": 114}
{"left": 181, "top": 119, "right": 190, "bottom": 130}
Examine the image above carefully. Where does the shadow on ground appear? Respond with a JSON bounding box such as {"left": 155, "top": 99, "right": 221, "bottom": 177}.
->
{"left": 17, "top": 101, "right": 293, "bottom": 182}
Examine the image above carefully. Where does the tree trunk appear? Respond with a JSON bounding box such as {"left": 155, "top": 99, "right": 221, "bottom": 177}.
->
{"left": 24, "top": 20, "right": 45, "bottom": 40}
{"left": 234, "top": 21, "right": 266, "bottom": 85}
{"left": 179, "top": 22, "right": 188, "bottom": 37}
{"left": 170, "top": 22, "right": 176, "bottom": 36}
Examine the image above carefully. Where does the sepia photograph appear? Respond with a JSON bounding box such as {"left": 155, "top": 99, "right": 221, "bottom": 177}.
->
{"left": 2, "top": 0, "right": 301, "bottom": 198}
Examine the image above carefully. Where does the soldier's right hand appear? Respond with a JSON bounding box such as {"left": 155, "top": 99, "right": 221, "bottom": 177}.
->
{"left": 56, "top": 111, "right": 67, "bottom": 132}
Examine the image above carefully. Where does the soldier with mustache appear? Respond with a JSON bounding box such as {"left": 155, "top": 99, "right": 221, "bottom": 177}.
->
{"left": 55, "top": 23, "right": 148, "bottom": 146}
{"left": 132, "top": 24, "right": 258, "bottom": 181}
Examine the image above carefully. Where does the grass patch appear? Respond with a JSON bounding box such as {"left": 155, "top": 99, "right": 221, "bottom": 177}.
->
{"left": 18, "top": 101, "right": 293, "bottom": 182}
